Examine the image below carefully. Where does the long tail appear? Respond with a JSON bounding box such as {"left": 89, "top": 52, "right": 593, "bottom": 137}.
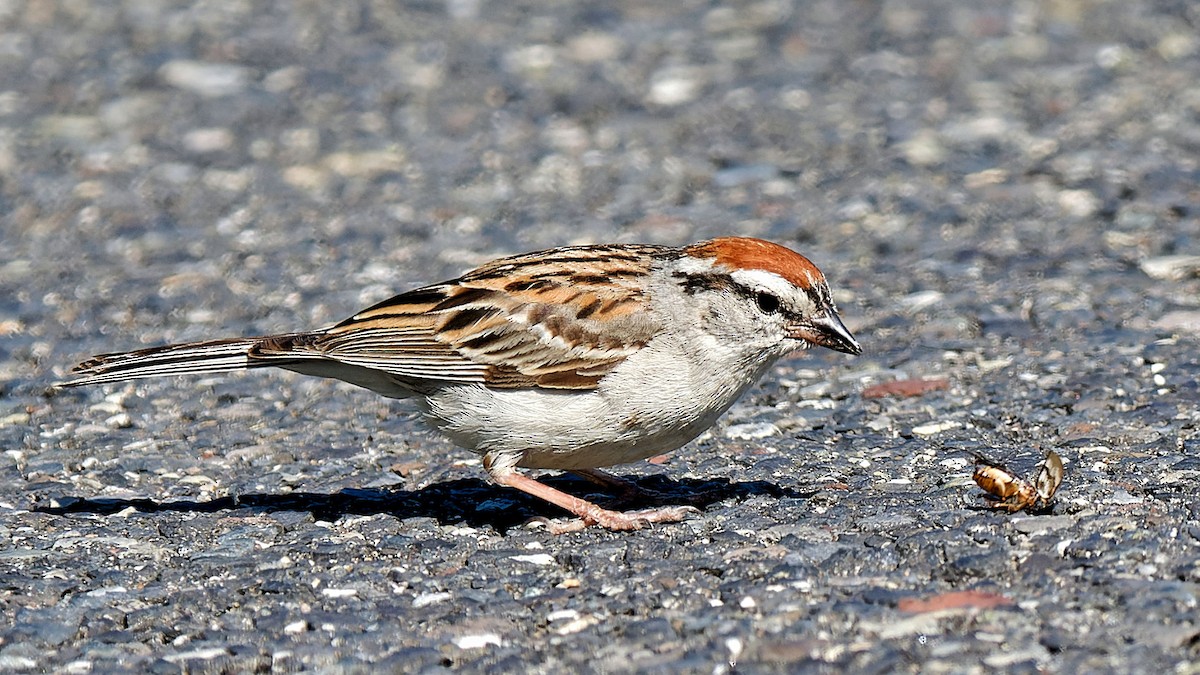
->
{"left": 59, "top": 334, "right": 312, "bottom": 387}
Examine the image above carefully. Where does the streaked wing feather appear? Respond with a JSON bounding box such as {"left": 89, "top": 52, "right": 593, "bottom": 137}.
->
{"left": 251, "top": 245, "right": 668, "bottom": 389}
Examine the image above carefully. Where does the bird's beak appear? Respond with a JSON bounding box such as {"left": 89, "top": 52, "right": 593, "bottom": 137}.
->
{"left": 789, "top": 310, "right": 862, "bottom": 355}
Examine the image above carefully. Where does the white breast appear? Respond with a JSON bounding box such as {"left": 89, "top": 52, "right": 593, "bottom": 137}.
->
{"left": 416, "top": 329, "right": 776, "bottom": 470}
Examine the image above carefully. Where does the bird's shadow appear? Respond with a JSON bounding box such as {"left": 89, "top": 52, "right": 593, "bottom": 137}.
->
{"left": 34, "top": 474, "right": 811, "bottom": 533}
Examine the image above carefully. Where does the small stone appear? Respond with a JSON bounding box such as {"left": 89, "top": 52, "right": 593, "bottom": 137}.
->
{"left": 164, "top": 648, "right": 228, "bottom": 663}
{"left": 546, "top": 609, "right": 579, "bottom": 623}
{"left": 1157, "top": 33, "right": 1197, "bottom": 61}
{"left": 866, "top": 415, "right": 894, "bottom": 432}
{"left": 0, "top": 412, "right": 30, "bottom": 426}
{"left": 323, "top": 149, "right": 406, "bottom": 178}
{"left": 1153, "top": 311, "right": 1200, "bottom": 333}
{"left": 509, "top": 553, "right": 555, "bottom": 566}
{"left": 183, "top": 128, "right": 235, "bottom": 153}
{"left": 1140, "top": 255, "right": 1200, "bottom": 280}
{"left": 104, "top": 413, "right": 132, "bottom": 429}
{"left": 899, "top": 290, "right": 943, "bottom": 312}
{"left": 412, "top": 591, "right": 452, "bottom": 608}
{"left": 453, "top": 633, "right": 502, "bottom": 650}
{"left": 552, "top": 614, "right": 597, "bottom": 636}
{"left": 647, "top": 67, "right": 703, "bottom": 106}
{"left": 901, "top": 129, "right": 946, "bottom": 166}
{"left": 1107, "top": 488, "right": 1142, "bottom": 505}
{"left": 1011, "top": 515, "right": 1073, "bottom": 534}
{"left": 911, "top": 420, "right": 960, "bottom": 436}
{"left": 36, "top": 115, "right": 103, "bottom": 142}
{"left": 566, "top": 32, "right": 622, "bottom": 62}
{"left": 159, "top": 60, "right": 252, "bottom": 98}
{"left": 1096, "top": 44, "right": 1134, "bottom": 70}
{"left": 281, "top": 165, "right": 329, "bottom": 191}
{"left": 713, "top": 164, "right": 779, "bottom": 188}
{"left": 1057, "top": 189, "right": 1100, "bottom": 218}
{"left": 724, "top": 422, "right": 780, "bottom": 440}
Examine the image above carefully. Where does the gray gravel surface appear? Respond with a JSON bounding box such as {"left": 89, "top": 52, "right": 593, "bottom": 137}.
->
{"left": 3, "top": 1, "right": 1200, "bottom": 672}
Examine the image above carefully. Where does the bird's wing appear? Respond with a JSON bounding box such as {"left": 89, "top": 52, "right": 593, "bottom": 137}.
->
{"left": 251, "top": 245, "right": 667, "bottom": 389}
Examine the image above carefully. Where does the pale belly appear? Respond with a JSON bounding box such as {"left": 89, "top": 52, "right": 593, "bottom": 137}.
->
{"left": 416, "top": 358, "right": 773, "bottom": 470}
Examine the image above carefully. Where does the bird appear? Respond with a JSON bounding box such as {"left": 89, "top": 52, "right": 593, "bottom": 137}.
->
{"left": 61, "top": 237, "right": 861, "bottom": 532}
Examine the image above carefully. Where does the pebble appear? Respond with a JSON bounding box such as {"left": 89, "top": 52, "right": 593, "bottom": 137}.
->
{"left": 453, "top": 634, "right": 502, "bottom": 650}
{"left": 158, "top": 60, "right": 252, "bottom": 98}
{"left": 412, "top": 592, "right": 452, "bottom": 608}
{"left": 509, "top": 553, "right": 555, "bottom": 566}
{"left": 647, "top": 67, "right": 703, "bottom": 106}
{"left": 1140, "top": 255, "right": 1200, "bottom": 280}
{"left": 1106, "top": 488, "right": 1143, "bottom": 505}
{"left": 911, "top": 421, "right": 961, "bottom": 436}
{"left": 723, "top": 422, "right": 780, "bottom": 440}
{"left": 182, "top": 128, "right": 236, "bottom": 154}
{"left": 1153, "top": 311, "right": 1200, "bottom": 333}
{"left": 164, "top": 648, "right": 228, "bottom": 663}
{"left": 1012, "top": 516, "right": 1074, "bottom": 534}
{"left": 104, "top": 413, "right": 132, "bottom": 429}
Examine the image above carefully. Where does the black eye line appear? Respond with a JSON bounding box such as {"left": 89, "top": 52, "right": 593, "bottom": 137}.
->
{"left": 674, "top": 271, "right": 733, "bottom": 295}
{"left": 728, "top": 282, "right": 794, "bottom": 318}
{"left": 675, "top": 273, "right": 812, "bottom": 319}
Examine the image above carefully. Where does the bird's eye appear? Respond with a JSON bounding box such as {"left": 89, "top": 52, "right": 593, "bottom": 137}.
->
{"left": 756, "top": 291, "right": 780, "bottom": 314}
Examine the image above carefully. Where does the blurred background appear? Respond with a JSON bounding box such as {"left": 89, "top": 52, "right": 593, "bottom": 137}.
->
{"left": 2, "top": 1, "right": 1192, "bottom": 356}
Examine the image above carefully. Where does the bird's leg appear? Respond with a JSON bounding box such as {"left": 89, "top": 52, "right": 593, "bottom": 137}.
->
{"left": 484, "top": 455, "right": 697, "bottom": 533}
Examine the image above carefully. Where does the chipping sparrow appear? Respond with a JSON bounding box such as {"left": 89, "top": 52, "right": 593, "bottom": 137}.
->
{"left": 62, "top": 237, "right": 861, "bottom": 532}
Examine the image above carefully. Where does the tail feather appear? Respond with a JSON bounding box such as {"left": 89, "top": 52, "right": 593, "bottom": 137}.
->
{"left": 60, "top": 335, "right": 310, "bottom": 387}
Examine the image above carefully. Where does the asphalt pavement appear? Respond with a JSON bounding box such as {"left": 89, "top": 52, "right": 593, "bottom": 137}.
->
{"left": 2, "top": 1, "right": 1199, "bottom": 672}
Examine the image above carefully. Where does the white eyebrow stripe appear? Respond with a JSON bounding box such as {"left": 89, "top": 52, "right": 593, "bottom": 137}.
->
{"left": 673, "top": 253, "right": 718, "bottom": 276}
{"left": 729, "top": 268, "right": 801, "bottom": 296}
